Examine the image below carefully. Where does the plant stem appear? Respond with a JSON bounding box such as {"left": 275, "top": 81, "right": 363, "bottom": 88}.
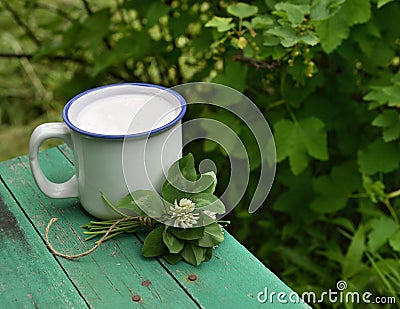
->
{"left": 232, "top": 51, "right": 282, "bottom": 70}
{"left": 384, "top": 199, "right": 399, "bottom": 225}
{"left": 285, "top": 103, "right": 298, "bottom": 125}
{"left": 387, "top": 188, "right": 400, "bottom": 199}
{"left": 266, "top": 99, "right": 285, "bottom": 110}
{"left": 101, "top": 193, "right": 129, "bottom": 218}
{"left": 84, "top": 234, "right": 99, "bottom": 241}
{"left": 98, "top": 231, "right": 126, "bottom": 243}
{"left": 83, "top": 226, "right": 138, "bottom": 235}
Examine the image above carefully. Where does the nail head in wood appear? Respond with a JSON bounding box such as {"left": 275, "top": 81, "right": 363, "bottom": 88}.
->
{"left": 188, "top": 274, "right": 197, "bottom": 281}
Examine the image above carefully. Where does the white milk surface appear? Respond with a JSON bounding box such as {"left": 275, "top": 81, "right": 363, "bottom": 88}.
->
{"left": 70, "top": 93, "right": 180, "bottom": 135}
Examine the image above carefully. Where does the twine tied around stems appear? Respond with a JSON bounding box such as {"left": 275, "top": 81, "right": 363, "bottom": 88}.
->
{"left": 45, "top": 216, "right": 153, "bottom": 260}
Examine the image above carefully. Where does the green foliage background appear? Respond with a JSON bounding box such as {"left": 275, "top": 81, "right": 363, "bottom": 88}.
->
{"left": 1, "top": 0, "right": 400, "bottom": 307}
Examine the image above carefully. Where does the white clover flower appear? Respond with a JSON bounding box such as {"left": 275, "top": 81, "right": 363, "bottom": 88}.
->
{"left": 175, "top": 198, "right": 196, "bottom": 213}
{"left": 203, "top": 210, "right": 217, "bottom": 220}
{"left": 169, "top": 198, "right": 199, "bottom": 228}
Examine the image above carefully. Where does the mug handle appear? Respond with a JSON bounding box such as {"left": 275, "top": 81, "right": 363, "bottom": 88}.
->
{"left": 29, "top": 122, "right": 79, "bottom": 198}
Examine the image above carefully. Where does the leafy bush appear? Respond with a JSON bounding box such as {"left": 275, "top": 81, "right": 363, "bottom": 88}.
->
{"left": 1, "top": 0, "right": 400, "bottom": 306}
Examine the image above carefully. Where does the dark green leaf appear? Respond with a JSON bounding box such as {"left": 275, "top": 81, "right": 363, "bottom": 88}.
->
{"left": 267, "top": 25, "right": 298, "bottom": 47}
{"left": 180, "top": 243, "right": 206, "bottom": 266}
{"left": 298, "top": 31, "right": 319, "bottom": 46}
{"left": 295, "top": 117, "right": 328, "bottom": 160}
{"left": 162, "top": 181, "right": 189, "bottom": 205}
{"left": 169, "top": 10, "right": 192, "bottom": 37}
{"left": 50, "top": 9, "right": 110, "bottom": 52}
{"left": 163, "top": 227, "right": 184, "bottom": 254}
{"left": 91, "top": 33, "right": 151, "bottom": 76}
{"left": 227, "top": 3, "right": 258, "bottom": 19}
{"left": 57, "top": 20, "right": 82, "bottom": 50}
{"left": 274, "top": 117, "right": 328, "bottom": 175}
{"left": 343, "top": 224, "right": 366, "bottom": 277}
{"left": 145, "top": 2, "right": 170, "bottom": 27}
{"left": 273, "top": 169, "right": 314, "bottom": 213}
{"left": 364, "top": 85, "right": 400, "bottom": 109}
{"left": 212, "top": 59, "right": 249, "bottom": 92}
{"left": 78, "top": 9, "right": 110, "bottom": 47}
{"left": 274, "top": 3, "right": 309, "bottom": 25}
{"left": 205, "top": 16, "right": 235, "bottom": 32}
{"left": 204, "top": 248, "right": 214, "bottom": 262}
{"left": 310, "top": 162, "right": 359, "bottom": 213}
{"left": 131, "top": 190, "right": 166, "bottom": 219}
{"left": 116, "top": 193, "right": 146, "bottom": 216}
{"left": 332, "top": 217, "right": 355, "bottom": 234}
{"left": 171, "top": 153, "right": 197, "bottom": 182}
{"left": 314, "top": 12, "right": 349, "bottom": 53}
{"left": 262, "top": 33, "right": 281, "bottom": 46}
{"left": 163, "top": 253, "right": 182, "bottom": 265}
{"left": 142, "top": 226, "right": 168, "bottom": 257}
{"left": 191, "top": 193, "right": 225, "bottom": 214}
{"left": 382, "top": 85, "right": 400, "bottom": 106}
{"left": 364, "top": 87, "right": 391, "bottom": 108}
{"left": 196, "top": 172, "right": 217, "bottom": 194}
{"left": 170, "top": 226, "right": 204, "bottom": 240}
{"left": 196, "top": 223, "right": 224, "bottom": 247}
{"left": 372, "top": 110, "right": 400, "bottom": 142}
{"left": 358, "top": 139, "right": 400, "bottom": 175}
{"left": 341, "top": 0, "right": 371, "bottom": 26}
{"left": 251, "top": 15, "right": 274, "bottom": 29}
{"left": 314, "top": 0, "right": 370, "bottom": 53}
{"left": 367, "top": 216, "right": 398, "bottom": 253}
{"left": 310, "top": 0, "right": 345, "bottom": 21}
{"left": 192, "top": 173, "right": 217, "bottom": 194}
{"left": 389, "top": 229, "right": 400, "bottom": 253}
{"left": 162, "top": 154, "right": 198, "bottom": 203}
{"left": 198, "top": 113, "right": 245, "bottom": 158}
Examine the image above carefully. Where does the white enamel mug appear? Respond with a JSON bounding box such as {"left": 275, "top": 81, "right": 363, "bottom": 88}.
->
{"left": 29, "top": 83, "right": 186, "bottom": 219}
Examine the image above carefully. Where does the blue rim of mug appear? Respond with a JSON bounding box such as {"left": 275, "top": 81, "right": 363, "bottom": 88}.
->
{"left": 62, "top": 83, "right": 187, "bottom": 139}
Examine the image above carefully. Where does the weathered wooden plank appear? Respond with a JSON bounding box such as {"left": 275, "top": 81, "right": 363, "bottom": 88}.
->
{"left": 134, "top": 232, "right": 309, "bottom": 308}
{"left": 0, "top": 149, "right": 199, "bottom": 308}
{"left": 0, "top": 165, "right": 88, "bottom": 308}
{"left": 58, "top": 143, "right": 74, "bottom": 164}
{"left": 58, "top": 144, "right": 308, "bottom": 308}
{"left": 0, "top": 147, "right": 310, "bottom": 308}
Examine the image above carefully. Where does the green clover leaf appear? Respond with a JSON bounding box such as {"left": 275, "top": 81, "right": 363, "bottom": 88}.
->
{"left": 163, "top": 227, "right": 184, "bottom": 253}
{"left": 130, "top": 190, "right": 166, "bottom": 220}
{"left": 142, "top": 226, "right": 168, "bottom": 257}
{"left": 191, "top": 193, "right": 225, "bottom": 213}
{"left": 116, "top": 193, "right": 146, "bottom": 216}
{"left": 195, "top": 223, "right": 224, "bottom": 248}
{"left": 180, "top": 243, "right": 207, "bottom": 266}
{"left": 162, "top": 153, "right": 218, "bottom": 203}
{"left": 169, "top": 226, "right": 205, "bottom": 240}
{"left": 162, "top": 253, "right": 182, "bottom": 265}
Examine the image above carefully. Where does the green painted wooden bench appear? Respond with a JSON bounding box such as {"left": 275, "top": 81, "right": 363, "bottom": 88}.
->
{"left": 0, "top": 145, "right": 309, "bottom": 308}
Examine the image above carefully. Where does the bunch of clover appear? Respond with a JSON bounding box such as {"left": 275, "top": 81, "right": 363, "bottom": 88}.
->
{"left": 82, "top": 154, "right": 228, "bottom": 266}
